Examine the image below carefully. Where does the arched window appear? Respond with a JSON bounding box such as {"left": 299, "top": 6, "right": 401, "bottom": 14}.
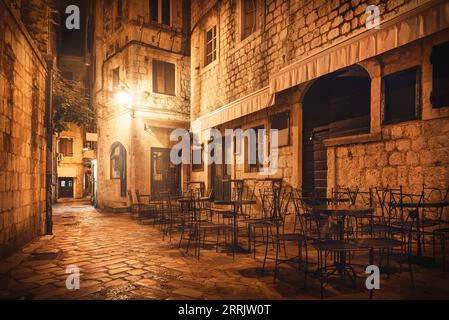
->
{"left": 110, "top": 142, "right": 127, "bottom": 197}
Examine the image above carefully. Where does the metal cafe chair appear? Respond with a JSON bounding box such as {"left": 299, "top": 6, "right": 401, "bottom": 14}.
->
{"left": 246, "top": 188, "right": 277, "bottom": 259}
{"left": 305, "top": 205, "right": 367, "bottom": 299}
{"left": 260, "top": 187, "right": 294, "bottom": 280}
{"left": 179, "top": 192, "right": 232, "bottom": 259}
{"left": 267, "top": 188, "right": 323, "bottom": 286}
{"left": 134, "top": 190, "right": 158, "bottom": 221}
{"left": 127, "top": 190, "right": 139, "bottom": 218}
{"left": 348, "top": 188, "right": 416, "bottom": 290}
{"left": 429, "top": 186, "right": 449, "bottom": 270}
{"left": 262, "top": 187, "right": 294, "bottom": 274}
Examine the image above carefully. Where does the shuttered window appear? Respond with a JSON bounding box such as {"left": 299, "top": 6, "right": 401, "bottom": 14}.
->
{"left": 270, "top": 112, "right": 290, "bottom": 147}
{"left": 149, "top": 0, "right": 170, "bottom": 26}
{"left": 113, "top": 67, "right": 120, "bottom": 88}
{"left": 149, "top": 0, "right": 158, "bottom": 22}
{"left": 205, "top": 26, "right": 217, "bottom": 66}
{"left": 431, "top": 41, "right": 449, "bottom": 108}
{"left": 192, "top": 144, "right": 204, "bottom": 172}
{"left": 153, "top": 60, "right": 175, "bottom": 96}
{"left": 59, "top": 138, "right": 74, "bottom": 157}
{"left": 117, "top": 0, "right": 123, "bottom": 19}
{"left": 247, "top": 125, "right": 264, "bottom": 173}
{"left": 242, "top": 0, "right": 257, "bottom": 40}
{"left": 384, "top": 67, "right": 419, "bottom": 124}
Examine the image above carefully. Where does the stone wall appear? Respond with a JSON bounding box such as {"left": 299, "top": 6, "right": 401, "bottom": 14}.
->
{"left": 332, "top": 118, "right": 449, "bottom": 194}
{"left": 191, "top": 0, "right": 423, "bottom": 119}
{"left": 0, "top": 0, "right": 48, "bottom": 258}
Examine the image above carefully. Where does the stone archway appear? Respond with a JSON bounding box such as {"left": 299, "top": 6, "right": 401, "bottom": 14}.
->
{"left": 301, "top": 65, "right": 372, "bottom": 197}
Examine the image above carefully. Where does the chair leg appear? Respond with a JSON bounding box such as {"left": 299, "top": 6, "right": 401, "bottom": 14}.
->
{"left": 442, "top": 235, "right": 446, "bottom": 273}
{"left": 408, "top": 239, "right": 415, "bottom": 289}
{"left": 262, "top": 227, "right": 270, "bottom": 272}
{"left": 304, "top": 242, "right": 309, "bottom": 290}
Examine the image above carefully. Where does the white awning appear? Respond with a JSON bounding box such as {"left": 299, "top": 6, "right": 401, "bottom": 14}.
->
{"left": 270, "top": 0, "right": 449, "bottom": 94}
{"left": 194, "top": 86, "right": 275, "bottom": 130}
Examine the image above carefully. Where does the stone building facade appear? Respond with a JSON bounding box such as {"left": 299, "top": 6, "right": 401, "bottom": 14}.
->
{"left": 93, "top": 0, "right": 191, "bottom": 208}
{"left": 0, "top": 0, "right": 56, "bottom": 258}
{"left": 189, "top": 0, "right": 449, "bottom": 199}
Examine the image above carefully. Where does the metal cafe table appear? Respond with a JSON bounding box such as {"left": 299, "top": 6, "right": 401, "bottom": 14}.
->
{"left": 214, "top": 179, "right": 256, "bottom": 254}
{"left": 214, "top": 198, "right": 256, "bottom": 254}
{"left": 309, "top": 203, "right": 374, "bottom": 283}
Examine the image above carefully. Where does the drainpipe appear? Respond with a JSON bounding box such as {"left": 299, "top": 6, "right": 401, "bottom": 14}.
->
{"left": 44, "top": 56, "right": 54, "bottom": 235}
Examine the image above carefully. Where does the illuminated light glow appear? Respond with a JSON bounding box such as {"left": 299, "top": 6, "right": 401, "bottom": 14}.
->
{"left": 114, "top": 90, "right": 132, "bottom": 107}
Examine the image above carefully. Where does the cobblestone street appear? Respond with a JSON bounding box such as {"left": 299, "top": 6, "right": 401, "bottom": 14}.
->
{"left": 0, "top": 201, "right": 448, "bottom": 300}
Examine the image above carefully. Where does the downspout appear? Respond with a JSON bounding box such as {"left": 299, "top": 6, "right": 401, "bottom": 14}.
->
{"left": 45, "top": 56, "right": 54, "bottom": 235}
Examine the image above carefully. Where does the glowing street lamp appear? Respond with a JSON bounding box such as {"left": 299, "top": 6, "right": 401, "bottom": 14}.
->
{"left": 114, "top": 86, "right": 132, "bottom": 108}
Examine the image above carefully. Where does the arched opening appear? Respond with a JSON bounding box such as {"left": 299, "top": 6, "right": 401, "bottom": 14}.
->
{"left": 110, "top": 142, "right": 127, "bottom": 198}
{"left": 302, "top": 65, "right": 371, "bottom": 197}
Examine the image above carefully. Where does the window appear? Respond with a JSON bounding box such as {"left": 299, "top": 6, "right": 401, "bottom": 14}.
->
{"left": 110, "top": 142, "right": 127, "bottom": 197}
{"left": 205, "top": 25, "right": 217, "bottom": 66}
{"left": 431, "top": 41, "right": 449, "bottom": 108}
{"left": 149, "top": 0, "right": 170, "bottom": 26}
{"left": 59, "top": 138, "right": 74, "bottom": 157}
{"left": 270, "top": 111, "right": 290, "bottom": 147}
{"left": 192, "top": 144, "right": 204, "bottom": 172}
{"left": 113, "top": 67, "right": 120, "bottom": 88}
{"left": 242, "top": 0, "right": 257, "bottom": 40}
{"left": 117, "top": 0, "right": 123, "bottom": 19}
{"left": 384, "top": 67, "right": 419, "bottom": 124}
{"left": 246, "top": 125, "right": 264, "bottom": 173}
{"left": 110, "top": 144, "right": 124, "bottom": 179}
{"left": 153, "top": 60, "right": 175, "bottom": 95}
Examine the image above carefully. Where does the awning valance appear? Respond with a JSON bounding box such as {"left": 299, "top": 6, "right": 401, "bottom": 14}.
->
{"left": 193, "top": 86, "right": 275, "bottom": 130}
{"left": 270, "top": 0, "right": 449, "bottom": 94}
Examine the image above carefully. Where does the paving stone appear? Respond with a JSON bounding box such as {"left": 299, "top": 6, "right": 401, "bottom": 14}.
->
{"left": 1, "top": 201, "right": 448, "bottom": 300}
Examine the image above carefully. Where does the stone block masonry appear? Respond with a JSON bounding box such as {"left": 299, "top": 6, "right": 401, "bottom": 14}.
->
{"left": 0, "top": 0, "right": 48, "bottom": 259}
{"left": 333, "top": 118, "right": 449, "bottom": 194}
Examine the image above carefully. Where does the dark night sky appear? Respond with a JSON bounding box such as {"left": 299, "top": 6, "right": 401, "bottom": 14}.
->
{"left": 60, "top": 0, "right": 87, "bottom": 56}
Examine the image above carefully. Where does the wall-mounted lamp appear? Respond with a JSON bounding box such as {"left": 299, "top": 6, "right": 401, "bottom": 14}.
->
{"left": 114, "top": 88, "right": 132, "bottom": 107}
{"left": 144, "top": 123, "right": 153, "bottom": 133}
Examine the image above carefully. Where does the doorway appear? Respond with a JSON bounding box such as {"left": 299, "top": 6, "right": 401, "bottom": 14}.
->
{"left": 302, "top": 66, "right": 371, "bottom": 197}
{"left": 210, "top": 136, "right": 232, "bottom": 201}
{"left": 58, "top": 177, "right": 74, "bottom": 198}
{"left": 151, "top": 148, "right": 181, "bottom": 196}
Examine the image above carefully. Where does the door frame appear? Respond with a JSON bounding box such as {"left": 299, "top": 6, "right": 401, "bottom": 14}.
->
{"left": 58, "top": 177, "right": 74, "bottom": 198}
{"left": 150, "top": 147, "right": 182, "bottom": 197}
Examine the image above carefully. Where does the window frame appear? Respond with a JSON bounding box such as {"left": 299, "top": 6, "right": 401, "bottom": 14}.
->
{"left": 382, "top": 66, "right": 421, "bottom": 125}
{"left": 430, "top": 41, "right": 449, "bottom": 109}
{"left": 59, "top": 138, "right": 74, "bottom": 157}
{"left": 270, "top": 111, "right": 291, "bottom": 147}
{"left": 204, "top": 25, "right": 217, "bottom": 67}
{"left": 241, "top": 0, "right": 258, "bottom": 41}
{"left": 110, "top": 144, "right": 123, "bottom": 180}
{"left": 112, "top": 67, "right": 120, "bottom": 89}
{"left": 245, "top": 124, "right": 265, "bottom": 173}
{"left": 152, "top": 59, "right": 176, "bottom": 96}
{"left": 192, "top": 143, "right": 205, "bottom": 172}
{"left": 149, "top": 0, "right": 171, "bottom": 27}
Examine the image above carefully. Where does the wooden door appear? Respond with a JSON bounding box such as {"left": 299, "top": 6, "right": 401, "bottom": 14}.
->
{"left": 59, "top": 177, "right": 74, "bottom": 198}
{"left": 302, "top": 125, "right": 329, "bottom": 197}
{"left": 210, "top": 137, "right": 231, "bottom": 201}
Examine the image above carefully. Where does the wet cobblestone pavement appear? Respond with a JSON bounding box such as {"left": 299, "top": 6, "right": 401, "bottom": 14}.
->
{"left": 1, "top": 201, "right": 449, "bottom": 300}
